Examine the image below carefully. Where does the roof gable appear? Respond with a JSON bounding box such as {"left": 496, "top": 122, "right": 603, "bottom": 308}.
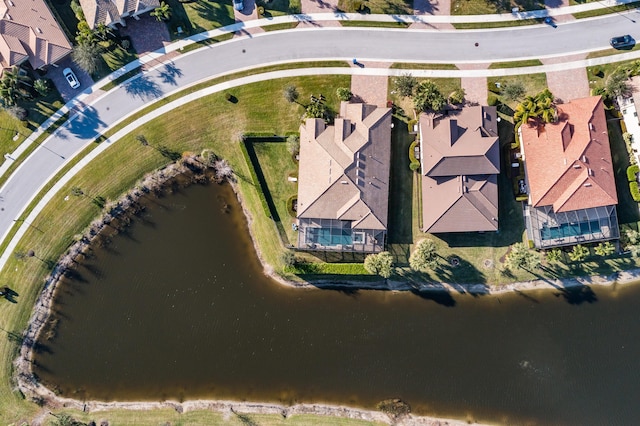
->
{"left": 520, "top": 96, "right": 618, "bottom": 211}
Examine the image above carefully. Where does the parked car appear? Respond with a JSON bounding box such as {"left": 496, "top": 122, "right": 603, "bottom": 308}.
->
{"left": 63, "top": 68, "right": 80, "bottom": 89}
{"left": 610, "top": 35, "right": 635, "bottom": 50}
{"left": 232, "top": 0, "right": 243, "bottom": 11}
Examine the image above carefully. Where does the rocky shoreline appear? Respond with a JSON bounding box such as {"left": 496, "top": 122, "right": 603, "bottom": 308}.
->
{"left": 13, "top": 155, "right": 640, "bottom": 425}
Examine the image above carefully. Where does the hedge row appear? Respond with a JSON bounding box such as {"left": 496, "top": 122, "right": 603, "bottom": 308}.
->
{"left": 239, "top": 139, "right": 272, "bottom": 218}
{"left": 627, "top": 164, "right": 639, "bottom": 182}
{"left": 630, "top": 181, "right": 640, "bottom": 202}
{"left": 409, "top": 140, "right": 420, "bottom": 171}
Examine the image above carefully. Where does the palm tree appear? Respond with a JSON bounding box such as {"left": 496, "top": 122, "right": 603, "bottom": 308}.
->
{"left": 150, "top": 1, "right": 172, "bottom": 21}
{"left": 513, "top": 89, "right": 556, "bottom": 125}
{"left": 0, "top": 67, "right": 32, "bottom": 106}
{"left": 33, "top": 79, "right": 49, "bottom": 96}
{"left": 72, "top": 42, "right": 103, "bottom": 74}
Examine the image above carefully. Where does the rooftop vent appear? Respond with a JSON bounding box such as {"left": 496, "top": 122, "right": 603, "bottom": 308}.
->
{"left": 8, "top": 0, "right": 14, "bottom": 6}
{"left": 589, "top": 123, "right": 594, "bottom": 130}
{"left": 36, "top": 27, "right": 42, "bottom": 34}
{"left": 573, "top": 164, "right": 581, "bottom": 169}
{"left": 341, "top": 181, "right": 348, "bottom": 184}
{"left": 584, "top": 183, "right": 592, "bottom": 187}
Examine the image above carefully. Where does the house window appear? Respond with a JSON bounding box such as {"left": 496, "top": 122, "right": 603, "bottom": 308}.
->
{"left": 353, "top": 232, "right": 365, "bottom": 244}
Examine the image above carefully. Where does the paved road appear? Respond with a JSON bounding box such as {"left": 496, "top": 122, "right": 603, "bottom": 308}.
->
{"left": 0, "top": 13, "right": 639, "bottom": 248}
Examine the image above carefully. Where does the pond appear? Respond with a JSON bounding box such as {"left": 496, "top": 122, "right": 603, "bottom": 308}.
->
{"left": 33, "top": 182, "right": 640, "bottom": 425}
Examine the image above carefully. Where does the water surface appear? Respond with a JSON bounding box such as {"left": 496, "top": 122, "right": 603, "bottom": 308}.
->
{"left": 34, "top": 183, "right": 640, "bottom": 425}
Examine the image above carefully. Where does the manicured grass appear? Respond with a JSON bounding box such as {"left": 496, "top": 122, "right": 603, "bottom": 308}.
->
{"left": 452, "top": 19, "right": 539, "bottom": 29}
{"left": 93, "top": 47, "right": 139, "bottom": 81}
{"left": 488, "top": 59, "right": 543, "bottom": 69}
{"left": 258, "top": 0, "right": 302, "bottom": 16}
{"left": 390, "top": 63, "right": 458, "bottom": 70}
{"left": 573, "top": 1, "right": 640, "bottom": 19}
{"left": 340, "top": 21, "right": 410, "bottom": 28}
{"left": 389, "top": 77, "right": 462, "bottom": 120}
{"left": 586, "top": 59, "right": 639, "bottom": 93}
{"left": 165, "top": 0, "right": 236, "bottom": 37}
{"left": 0, "top": 88, "right": 65, "bottom": 168}
{"left": 44, "top": 0, "right": 78, "bottom": 40}
{"left": 451, "top": 0, "right": 544, "bottom": 15}
{"left": 262, "top": 22, "right": 300, "bottom": 31}
{"left": 586, "top": 44, "right": 640, "bottom": 60}
{"left": 59, "top": 409, "right": 387, "bottom": 425}
{"left": 338, "top": 0, "right": 412, "bottom": 14}
{"left": 487, "top": 73, "right": 547, "bottom": 109}
{"left": 0, "top": 75, "right": 350, "bottom": 425}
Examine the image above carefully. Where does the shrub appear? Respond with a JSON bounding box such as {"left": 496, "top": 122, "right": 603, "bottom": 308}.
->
{"left": 286, "top": 196, "right": 297, "bottom": 217}
{"left": 488, "top": 81, "right": 502, "bottom": 94}
{"left": 377, "top": 399, "right": 411, "bottom": 419}
{"left": 487, "top": 94, "right": 499, "bottom": 106}
{"left": 627, "top": 164, "right": 639, "bottom": 182}
{"left": 257, "top": 5, "right": 265, "bottom": 15}
{"left": 448, "top": 88, "right": 465, "bottom": 105}
{"left": 502, "top": 82, "right": 526, "bottom": 101}
{"left": 281, "top": 250, "right": 297, "bottom": 268}
{"left": 336, "top": 87, "right": 352, "bottom": 101}
{"left": 407, "top": 118, "right": 418, "bottom": 134}
{"left": 409, "top": 161, "right": 420, "bottom": 172}
{"left": 592, "top": 66, "right": 603, "bottom": 77}
{"left": 224, "top": 92, "right": 232, "bottom": 101}
{"left": 408, "top": 140, "right": 420, "bottom": 171}
{"left": 630, "top": 181, "right": 640, "bottom": 202}
{"left": 591, "top": 86, "right": 607, "bottom": 97}
{"left": 6, "top": 105, "right": 28, "bottom": 121}
{"left": 364, "top": 252, "right": 393, "bottom": 278}
{"left": 409, "top": 239, "right": 438, "bottom": 272}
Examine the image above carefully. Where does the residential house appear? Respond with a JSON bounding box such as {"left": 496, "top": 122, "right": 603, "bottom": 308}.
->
{"left": 0, "top": 0, "right": 72, "bottom": 73}
{"left": 519, "top": 95, "right": 619, "bottom": 249}
{"left": 80, "top": 0, "right": 160, "bottom": 29}
{"left": 296, "top": 102, "right": 392, "bottom": 253}
{"left": 419, "top": 106, "right": 500, "bottom": 233}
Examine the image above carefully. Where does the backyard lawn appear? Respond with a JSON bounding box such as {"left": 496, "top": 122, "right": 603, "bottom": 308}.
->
{"left": 338, "top": 0, "right": 412, "bottom": 14}
{"left": 487, "top": 72, "right": 548, "bottom": 110}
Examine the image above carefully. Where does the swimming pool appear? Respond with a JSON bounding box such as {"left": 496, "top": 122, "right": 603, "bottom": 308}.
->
{"left": 540, "top": 220, "right": 601, "bottom": 240}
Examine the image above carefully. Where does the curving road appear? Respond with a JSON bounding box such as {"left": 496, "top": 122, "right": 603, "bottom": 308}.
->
{"left": 0, "top": 13, "right": 639, "bottom": 252}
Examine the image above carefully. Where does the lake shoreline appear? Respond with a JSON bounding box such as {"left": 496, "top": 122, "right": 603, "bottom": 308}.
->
{"left": 16, "top": 168, "right": 639, "bottom": 425}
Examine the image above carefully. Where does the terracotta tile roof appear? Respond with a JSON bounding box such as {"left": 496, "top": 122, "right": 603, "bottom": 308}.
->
{"left": 0, "top": 0, "right": 72, "bottom": 70}
{"left": 520, "top": 96, "right": 618, "bottom": 213}
{"left": 81, "top": 0, "right": 159, "bottom": 28}
{"left": 297, "top": 102, "right": 392, "bottom": 230}
{"left": 419, "top": 106, "right": 500, "bottom": 233}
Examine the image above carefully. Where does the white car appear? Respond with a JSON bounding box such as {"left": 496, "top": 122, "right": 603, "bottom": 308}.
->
{"left": 63, "top": 67, "right": 80, "bottom": 89}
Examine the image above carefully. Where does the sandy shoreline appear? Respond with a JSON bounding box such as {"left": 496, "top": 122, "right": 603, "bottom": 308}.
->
{"left": 13, "top": 165, "right": 640, "bottom": 425}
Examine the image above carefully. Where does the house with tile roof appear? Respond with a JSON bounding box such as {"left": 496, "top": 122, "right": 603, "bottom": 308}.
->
{"left": 419, "top": 105, "right": 500, "bottom": 233}
{"left": 296, "top": 101, "right": 392, "bottom": 253}
{"left": 80, "top": 0, "right": 159, "bottom": 29}
{"left": 519, "top": 95, "right": 620, "bottom": 249}
{"left": 0, "top": 0, "right": 72, "bottom": 73}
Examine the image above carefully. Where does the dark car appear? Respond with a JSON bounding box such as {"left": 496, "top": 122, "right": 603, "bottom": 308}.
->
{"left": 610, "top": 35, "right": 635, "bottom": 49}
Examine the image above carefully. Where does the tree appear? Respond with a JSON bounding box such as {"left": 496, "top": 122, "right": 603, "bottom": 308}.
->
{"left": 545, "top": 248, "right": 563, "bottom": 264}
{"left": 448, "top": 88, "right": 465, "bottom": 105}
{"left": 364, "top": 251, "right": 393, "bottom": 278}
{"left": 336, "top": 87, "right": 352, "bottom": 102}
{"left": 33, "top": 79, "right": 49, "bottom": 97}
{"left": 606, "top": 69, "right": 632, "bottom": 99}
{"left": 594, "top": 241, "right": 615, "bottom": 257}
{"left": 504, "top": 242, "right": 540, "bottom": 271}
{"left": 150, "top": 1, "right": 172, "bottom": 21}
{"left": 283, "top": 85, "right": 299, "bottom": 103}
{"left": 409, "top": 239, "right": 438, "bottom": 272}
{"left": 281, "top": 250, "right": 297, "bottom": 268}
{"left": 413, "top": 80, "right": 446, "bottom": 113}
{"left": 213, "top": 159, "right": 233, "bottom": 180}
{"left": 286, "top": 134, "right": 300, "bottom": 156}
{"left": 393, "top": 73, "right": 417, "bottom": 98}
{"left": 6, "top": 105, "right": 27, "bottom": 121}
{"left": 502, "top": 82, "right": 525, "bottom": 101}
{"left": 0, "top": 67, "right": 32, "bottom": 107}
{"left": 305, "top": 101, "right": 327, "bottom": 120}
{"left": 72, "top": 42, "right": 103, "bottom": 74}
{"left": 513, "top": 89, "right": 556, "bottom": 124}
{"left": 568, "top": 244, "right": 590, "bottom": 262}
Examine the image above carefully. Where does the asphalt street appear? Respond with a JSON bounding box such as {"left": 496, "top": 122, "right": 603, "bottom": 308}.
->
{"left": 0, "top": 13, "right": 639, "bottom": 247}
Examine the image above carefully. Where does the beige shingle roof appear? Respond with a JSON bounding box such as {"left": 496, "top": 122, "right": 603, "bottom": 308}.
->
{"left": 420, "top": 106, "right": 500, "bottom": 233}
{"left": 0, "top": 0, "right": 72, "bottom": 70}
{"left": 80, "top": 0, "right": 159, "bottom": 29}
{"left": 520, "top": 96, "right": 618, "bottom": 213}
{"left": 297, "top": 102, "right": 392, "bottom": 230}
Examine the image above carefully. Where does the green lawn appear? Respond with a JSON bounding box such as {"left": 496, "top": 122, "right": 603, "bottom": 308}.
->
{"left": 452, "top": 0, "right": 544, "bottom": 15}
{"left": 258, "top": 0, "right": 302, "bottom": 17}
{"left": 389, "top": 77, "right": 462, "bottom": 120}
{"left": 453, "top": 19, "right": 539, "bottom": 29}
{"left": 340, "top": 21, "right": 410, "bottom": 28}
{"left": 573, "top": 1, "right": 640, "bottom": 19}
{"left": 390, "top": 63, "right": 458, "bottom": 70}
{"left": 44, "top": 0, "right": 78, "bottom": 41}
{"left": 488, "top": 59, "right": 543, "bottom": 69}
{"left": 338, "top": 0, "right": 412, "bottom": 14}
{"left": 487, "top": 73, "right": 548, "bottom": 110}
{"left": 165, "top": 0, "right": 236, "bottom": 37}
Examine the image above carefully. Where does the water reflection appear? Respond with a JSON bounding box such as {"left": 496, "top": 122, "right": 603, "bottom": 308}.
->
{"left": 33, "top": 183, "right": 640, "bottom": 425}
